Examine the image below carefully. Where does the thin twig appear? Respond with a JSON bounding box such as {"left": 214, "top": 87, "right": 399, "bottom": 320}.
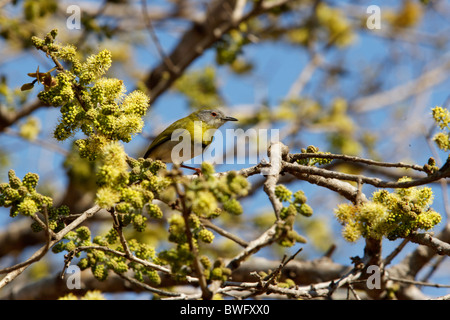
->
{"left": 60, "top": 244, "right": 180, "bottom": 281}
{"left": 419, "top": 256, "right": 446, "bottom": 285}
{"left": 241, "top": 247, "right": 303, "bottom": 299}
{"left": 0, "top": 205, "right": 101, "bottom": 288}
{"left": 4, "top": 127, "right": 69, "bottom": 156}
{"left": 283, "top": 161, "right": 449, "bottom": 190}
{"left": 110, "top": 208, "right": 133, "bottom": 258}
{"left": 407, "top": 232, "right": 450, "bottom": 256}
{"left": 347, "top": 283, "right": 362, "bottom": 300}
{"left": 286, "top": 52, "right": 323, "bottom": 99}
{"left": 263, "top": 142, "right": 284, "bottom": 220}
{"left": 200, "top": 218, "right": 248, "bottom": 247}
{"left": 141, "top": 0, "right": 178, "bottom": 74}
{"left": 425, "top": 131, "right": 450, "bottom": 220}
{"left": 351, "top": 57, "right": 450, "bottom": 113}
{"left": 382, "top": 238, "right": 410, "bottom": 268}
{"left": 172, "top": 178, "right": 212, "bottom": 300}
{"left": 290, "top": 152, "right": 426, "bottom": 172}
{"left": 0, "top": 206, "right": 52, "bottom": 275}
{"left": 263, "top": 247, "right": 303, "bottom": 287}
{"left": 326, "top": 254, "right": 372, "bottom": 298}
{"left": 388, "top": 276, "right": 450, "bottom": 288}
{"left": 226, "top": 224, "right": 278, "bottom": 270}
{"left": 34, "top": 44, "right": 89, "bottom": 112}
{"left": 115, "top": 271, "right": 182, "bottom": 297}
{"left": 0, "top": 99, "right": 48, "bottom": 132}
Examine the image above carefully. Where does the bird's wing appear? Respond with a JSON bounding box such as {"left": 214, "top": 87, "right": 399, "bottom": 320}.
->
{"left": 144, "top": 118, "right": 186, "bottom": 159}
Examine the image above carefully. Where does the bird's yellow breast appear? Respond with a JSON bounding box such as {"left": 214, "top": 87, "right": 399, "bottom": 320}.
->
{"left": 186, "top": 120, "right": 217, "bottom": 147}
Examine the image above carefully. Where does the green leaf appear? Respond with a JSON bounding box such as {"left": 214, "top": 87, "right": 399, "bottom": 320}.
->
{"left": 21, "top": 82, "right": 34, "bottom": 91}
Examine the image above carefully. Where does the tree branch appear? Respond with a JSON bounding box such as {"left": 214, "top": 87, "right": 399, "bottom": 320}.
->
{"left": 144, "top": 0, "right": 292, "bottom": 104}
{"left": 172, "top": 178, "right": 212, "bottom": 299}
{"left": 0, "top": 99, "right": 48, "bottom": 132}
{"left": 0, "top": 205, "right": 102, "bottom": 289}
{"left": 408, "top": 231, "right": 450, "bottom": 256}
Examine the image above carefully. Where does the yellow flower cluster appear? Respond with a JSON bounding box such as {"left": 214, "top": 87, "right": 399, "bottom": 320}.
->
{"left": 335, "top": 178, "right": 441, "bottom": 242}
{"left": 432, "top": 106, "right": 450, "bottom": 151}
{"left": 274, "top": 185, "right": 312, "bottom": 247}
{"left": 31, "top": 30, "right": 149, "bottom": 160}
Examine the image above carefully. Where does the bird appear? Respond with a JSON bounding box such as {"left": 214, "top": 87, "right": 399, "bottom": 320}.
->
{"left": 143, "top": 109, "right": 238, "bottom": 173}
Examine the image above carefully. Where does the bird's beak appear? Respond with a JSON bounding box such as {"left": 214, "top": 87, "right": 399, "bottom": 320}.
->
{"left": 224, "top": 116, "right": 238, "bottom": 121}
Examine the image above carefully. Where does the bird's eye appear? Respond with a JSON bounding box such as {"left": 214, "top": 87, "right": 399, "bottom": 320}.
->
{"left": 211, "top": 112, "right": 217, "bottom": 117}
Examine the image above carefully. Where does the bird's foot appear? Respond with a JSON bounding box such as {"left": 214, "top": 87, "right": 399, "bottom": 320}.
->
{"left": 180, "top": 164, "right": 203, "bottom": 176}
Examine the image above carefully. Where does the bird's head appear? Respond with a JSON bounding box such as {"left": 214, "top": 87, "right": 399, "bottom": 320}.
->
{"left": 193, "top": 109, "right": 238, "bottom": 129}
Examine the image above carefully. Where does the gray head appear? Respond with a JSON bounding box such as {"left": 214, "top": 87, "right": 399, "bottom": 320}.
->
{"left": 194, "top": 109, "right": 238, "bottom": 128}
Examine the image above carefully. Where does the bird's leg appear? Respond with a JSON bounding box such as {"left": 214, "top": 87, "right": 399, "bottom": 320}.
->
{"left": 181, "top": 164, "right": 202, "bottom": 176}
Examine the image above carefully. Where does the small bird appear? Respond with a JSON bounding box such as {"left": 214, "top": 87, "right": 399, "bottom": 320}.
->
{"left": 144, "top": 109, "right": 238, "bottom": 172}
